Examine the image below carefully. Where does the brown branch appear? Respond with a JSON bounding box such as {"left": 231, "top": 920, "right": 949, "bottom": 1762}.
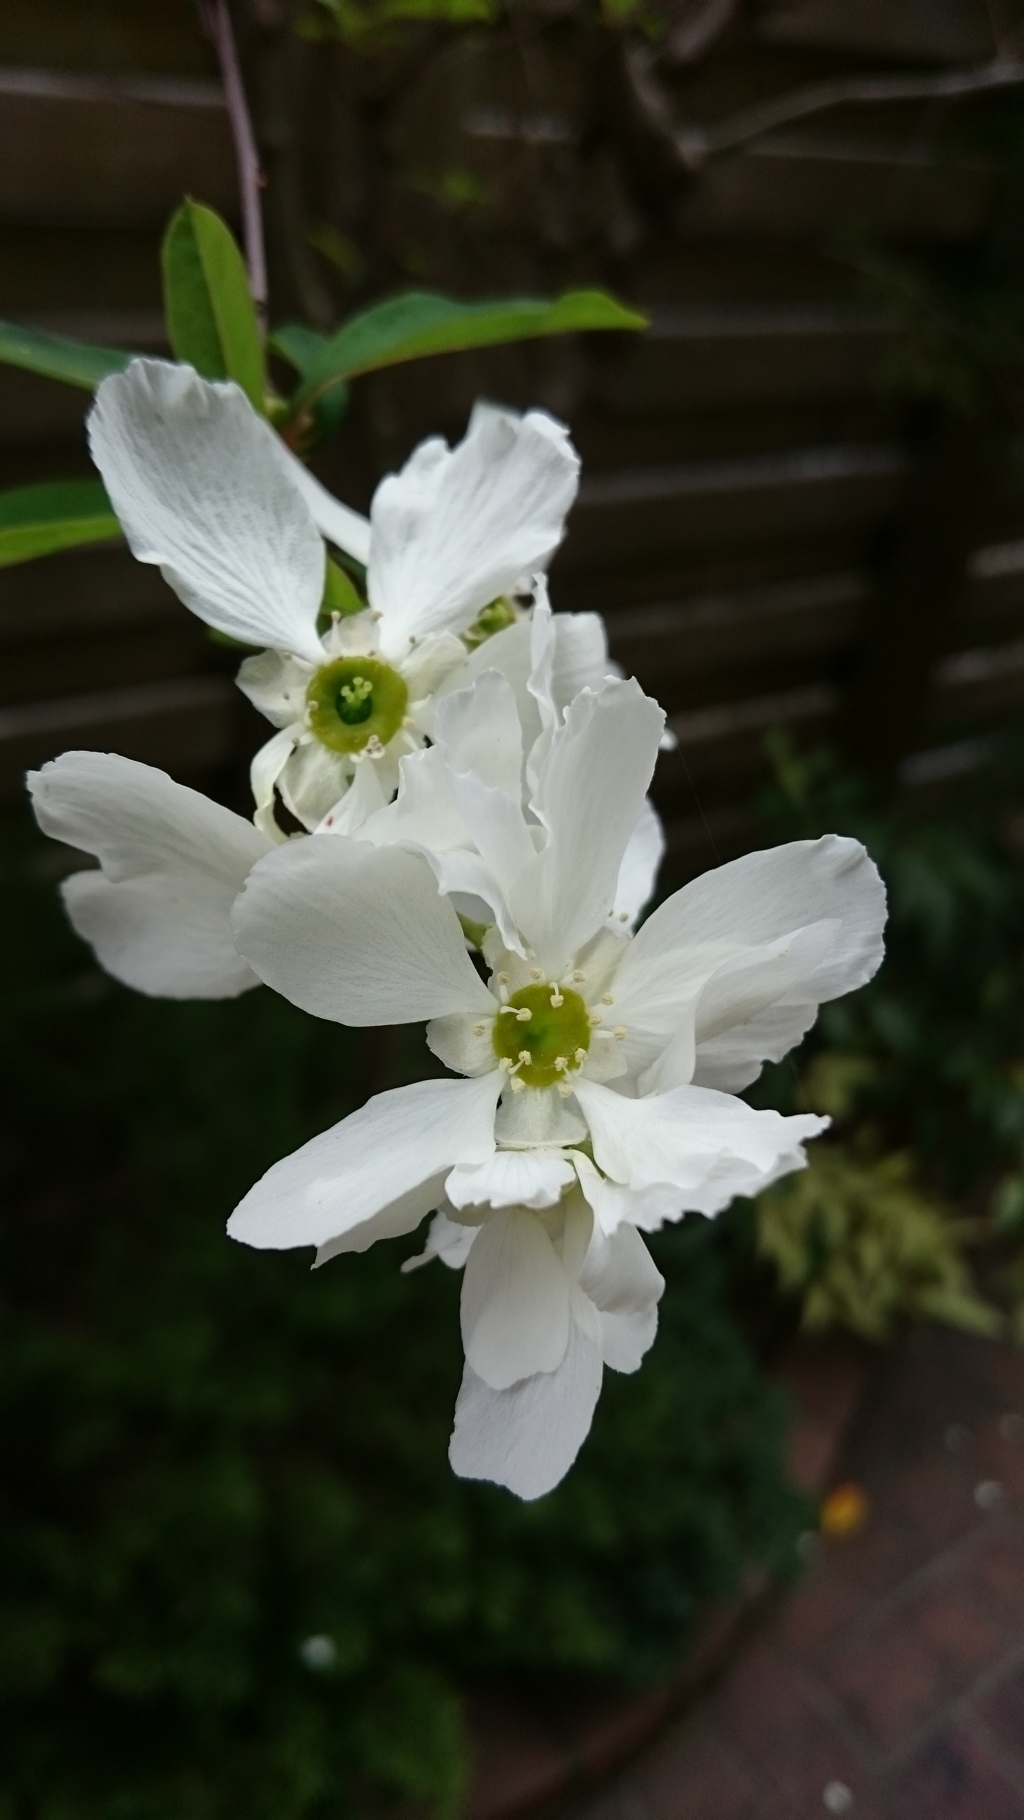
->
{"left": 627, "top": 50, "right": 1024, "bottom": 174}
{"left": 200, "top": 0, "right": 269, "bottom": 332}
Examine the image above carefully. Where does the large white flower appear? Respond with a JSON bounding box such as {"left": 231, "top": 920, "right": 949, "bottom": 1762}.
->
{"left": 227, "top": 676, "right": 886, "bottom": 1497}
{"left": 88, "top": 358, "right": 581, "bottom": 837}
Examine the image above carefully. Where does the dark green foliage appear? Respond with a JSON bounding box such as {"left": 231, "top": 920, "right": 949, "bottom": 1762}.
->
{"left": 0, "top": 819, "right": 806, "bottom": 1818}
{"left": 753, "top": 734, "right": 1024, "bottom": 1206}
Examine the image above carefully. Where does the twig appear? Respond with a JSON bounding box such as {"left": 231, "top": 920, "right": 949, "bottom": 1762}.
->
{"left": 626, "top": 48, "right": 1024, "bottom": 174}
{"left": 200, "top": 0, "right": 269, "bottom": 332}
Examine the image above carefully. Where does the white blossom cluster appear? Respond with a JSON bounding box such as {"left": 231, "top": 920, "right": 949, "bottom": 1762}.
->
{"left": 29, "top": 359, "right": 887, "bottom": 1499}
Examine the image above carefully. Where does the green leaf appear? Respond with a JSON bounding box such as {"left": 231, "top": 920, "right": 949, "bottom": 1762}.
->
{"left": 290, "top": 289, "right": 647, "bottom": 412}
{"left": 162, "top": 199, "right": 265, "bottom": 411}
{"left": 0, "top": 321, "right": 134, "bottom": 390}
{"left": 321, "top": 557, "right": 364, "bottom": 617}
{"left": 269, "top": 322, "right": 330, "bottom": 379}
{"left": 0, "top": 480, "right": 120, "bottom": 568}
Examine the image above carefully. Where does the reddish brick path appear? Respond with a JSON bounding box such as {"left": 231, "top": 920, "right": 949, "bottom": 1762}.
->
{"left": 562, "top": 1330, "right": 1024, "bottom": 1820}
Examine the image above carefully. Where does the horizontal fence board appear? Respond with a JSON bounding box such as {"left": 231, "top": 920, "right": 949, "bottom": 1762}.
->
{"left": 595, "top": 308, "right": 891, "bottom": 414}
{"left": 564, "top": 442, "right": 908, "bottom": 571}
{"left": 0, "top": 548, "right": 181, "bottom": 640}
{"left": 0, "top": 78, "right": 234, "bottom": 226}
{"left": 0, "top": 0, "right": 217, "bottom": 76}
{"left": 0, "top": 675, "right": 237, "bottom": 793}
{"left": 676, "top": 140, "right": 996, "bottom": 242}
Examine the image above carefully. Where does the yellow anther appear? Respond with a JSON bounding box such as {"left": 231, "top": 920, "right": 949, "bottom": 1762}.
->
{"left": 618, "top": 911, "right": 630, "bottom": 922}
{"left": 557, "top": 1082, "right": 574, "bottom": 1098}
{"left": 590, "top": 1012, "right": 603, "bottom": 1027}
{"left": 497, "top": 971, "right": 510, "bottom": 984}
{"left": 517, "top": 1006, "right": 532, "bottom": 1022}
{"left": 518, "top": 1049, "right": 532, "bottom": 1065}
{"left": 550, "top": 989, "right": 564, "bottom": 1008}
{"left": 553, "top": 1055, "right": 568, "bottom": 1073}
{"left": 510, "top": 1076, "right": 526, "bottom": 1094}
{"left": 601, "top": 993, "right": 614, "bottom": 1005}
{"left": 473, "top": 1023, "right": 487, "bottom": 1036}
{"left": 574, "top": 1047, "right": 587, "bottom": 1066}
{"left": 614, "top": 1026, "right": 627, "bottom": 1040}
{"left": 572, "top": 969, "right": 586, "bottom": 982}
{"left": 530, "top": 967, "right": 544, "bottom": 981}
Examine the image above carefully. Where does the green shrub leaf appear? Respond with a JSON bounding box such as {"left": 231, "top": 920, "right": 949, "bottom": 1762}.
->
{"left": 162, "top": 199, "right": 265, "bottom": 411}
{"left": 0, "top": 321, "right": 133, "bottom": 390}
{"left": 0, "top": 479, "right": 120, "bottom": 568}
{"left": 288, "top": 288, "right": 647, "bottom": 413}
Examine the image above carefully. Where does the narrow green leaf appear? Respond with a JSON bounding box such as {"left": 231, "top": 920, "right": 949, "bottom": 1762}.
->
{"left": 290, "top": 289, "right": 647, "bottom": 411}
{"left": 0, "top": 480, "right": 120, "bottom": 568}
{"left": 162, "top": 199, "right": 265, "bottom": 411}
{"left": 269, "top": 322, "right": 330, "bottom": 379}
{"left": 0, "top": 321, "right": 134, "bottom": 390}
{"left": 321, "top": 557, "right": 364, "bottom": 617}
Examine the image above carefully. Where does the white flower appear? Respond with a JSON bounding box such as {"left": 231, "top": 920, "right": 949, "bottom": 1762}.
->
{"left": 227, "top": 676, "right": 886, "bottom": 1497}
{"left": 24, "top": 600, "right": 624, "bottom": 1001}
{"left": 88, "top": 359, "right": 581, "bottom": 837}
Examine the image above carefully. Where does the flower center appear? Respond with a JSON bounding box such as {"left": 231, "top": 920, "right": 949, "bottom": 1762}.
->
{"left": 305, "top": 656, "right": 409, "bottom": 756}
{"left": 492, "top": 982, "right": 591, "bottom": 1089}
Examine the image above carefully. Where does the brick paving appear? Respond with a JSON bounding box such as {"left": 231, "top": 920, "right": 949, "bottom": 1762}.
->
{"left": 561, "top": 1330, "right": 1024, "bottom": 1820}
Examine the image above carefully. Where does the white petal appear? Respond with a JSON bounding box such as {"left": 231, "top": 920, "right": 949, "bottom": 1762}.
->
{"left": 250, "top": 726, "right": 299, "bottom": 841}
{"left": 434, "top": 668, "right": 524, "bottom": 799}
{"left": 369, "top": 405, "right": 580, "bottom": 656}
{"left": 460, "top": 1207, "right": 571, "bottom": 1388}
{"left": 232, "top": 834, "right": 495, "bottom": 1025}
{"left": 571, "top": 1150, "right": 683, "bottom": 1237}
{"left": 277, "top": 734, "right": 352, "bottom": 834}
{"left": 578, "top": 1217, "right": 664, "bottom": 1375}
{"left": 314, "top": 1171, "right": 447, "bottom": 1266}
{"left": 449, "top": 1319, "right": 603, "bottom": 1500}
{"left": 28, "top": 752, "right": 270, "bottom": 998}
{"left": 574, "top": 1078, "right": 828, "bottom": 1219}
{"left": 447, "top": 1149, "right": 576, "bottom": 1211}
{"left": 401, "top": 1207, "right": 478, "bottom": 1273}
{"left": 236, "top": 649, "right": 313, "bottom": 729}
{"left": 228, "top": 1072, "right": 501, "bottom": 1250}
{"left": 510, "top": 680, "right": 665, "bottom": 975}
{"left": 618, "top": 836, "right": 886, "bottom": 1070}
{"left": 89, "top": 360, "right": 324, "bottom": 661}
{"left": 612, "top": 797, "right": 665, "bottom": 929}
{"left": 493, "top": 1086, "right": 587, "bottom": 1146}
{"left": 316, "top": 757, "right": 388, "bottom": 835}
{"left": 550, "top": 609, "right": 614, "bottom": 711}
{"left": 278, "top": 446, "right": 371, "bottom": 565}
{"left": 426, "top": 1012, "right": 497, "bottom": 1078}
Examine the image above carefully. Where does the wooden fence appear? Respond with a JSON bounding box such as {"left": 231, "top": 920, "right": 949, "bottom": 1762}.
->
{"left": 3, "top": 0, "right": 1024, "bottom": 882}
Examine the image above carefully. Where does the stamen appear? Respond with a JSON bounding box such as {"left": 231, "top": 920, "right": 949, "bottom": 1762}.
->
{"left": 553, "top": 1055, "right": 568, "bottom": 1073}
{"left": 510, "top": 1076, "right": 526, "bottom": 1093}
{"left": 614, "top": 1026, "right": 627, "bottom": 1040}
{"left": 517, "top": 1006, "right": 532, "bottom": 1022}
{"left": 601, "top": 993, "right": 614, "bottom": 1005}
{"left": 364, "top": 734, "right": 384, "bottom": 758}
{"left": 497, "top": 1056, "right": 513, "bottom": 1072}
{"left": 497, "top": 1005, "right": 520, "bottom": 1017}
{"left": 518, "top": 1050, "right": 532, "bottom": 1065}
{"left": 590, "top": 1013, "right": 603, "bottom": 1027}
{"left": 497, "top": 971, "right": 510, "bottom": 984}
{"left": 618, "top": 911, "right": 630, "bottom": 922}
{"left": 549, "top": 989, "right": 564, "bottom": 1008}
{"left": 574, "top": 1047, "right": 587, "bottom": 1066}
{"left": 529, "top": 967, "right": 543, "bottom": 981}
{"left": 572, "top": 969, "right": 586, "bottom": 982}
{"left": 557, "top": 1082, "right": 574, "bottom": 1098}
{"left": 472, "top": 1023, "right": 487, "bottom": 1036}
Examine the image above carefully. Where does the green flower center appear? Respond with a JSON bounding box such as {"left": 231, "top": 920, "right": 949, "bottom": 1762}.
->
{"left": 492, "top": 982, "right": 591, "bottom": 1089}
{"left": 305, "top": 656, "right": 409, "bottom": 756}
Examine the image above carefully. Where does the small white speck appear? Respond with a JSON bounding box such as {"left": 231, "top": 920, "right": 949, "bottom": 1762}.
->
{"left": 823, "top": 1784, "right": 853, "bottom": 1814}
{"left": 299, "top": 1634, "right": 337, "bottom": 1671}
{"left": 975, "top": 1479, "right": 1004, "bottom": 1511}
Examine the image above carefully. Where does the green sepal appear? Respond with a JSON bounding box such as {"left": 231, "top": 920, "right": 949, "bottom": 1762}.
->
{"left": 286, "top": 288, "right": 648, "bottom": 418}
{"left": 161, "top": 199, "right": 265, "bottom": 411}
{"left": 0, "top": 321, "right": 134, "bottom": 390}
{"left": 0, "top": 479, "right": 120, "bottom": 568}
{"left": 322, "top": 557, "right": 364, "bottom": 617}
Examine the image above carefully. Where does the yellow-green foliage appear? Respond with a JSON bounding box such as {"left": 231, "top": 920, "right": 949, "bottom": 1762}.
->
{"left": 756, "top": 1146, "right": 1000, "bottom": 1343}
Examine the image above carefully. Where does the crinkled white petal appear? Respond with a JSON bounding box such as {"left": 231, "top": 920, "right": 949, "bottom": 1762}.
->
{"left": 571, "top": 1150, "right": 683, "bottom": 1237}
{"left": 89, "top": 360, "right": 324, "bottom": 662}
{"left": 510, "top": 680, "right": 665, "bottom": 976}
{"left": 277, "top": 444, "right": 371, "bottom": 565}
{"left": 574, "top": 1078, "right": 828, "bottom": 1220}
{"left": 447, "top": 1148, "right": 576, "bottom": 1211}
{"left": 578, "top": 1216, "right": 665, "bottom": 1375}
{"left": 426, "top": 1013, "right": 497, "bottom": 1078}
{"left": 317, "top": 757, "right": 388, "bottom": 835}
{"left": 460, "top": 1207, "right": 571, "bottom": 1389}
{"left": 433, "top": 668, "right": 524, "bottom": 799}
{"left": 236, "top": 649, "right": 314, "bottom": 729}
{"left": 401, "top": 1208, "right": 478, "bottom": 1273}
{"left": 232, "top": 835, "right": 495, "bottom": 1025}
{"left": 276, "top": 739, "right": 353, "bottom": 834}
{"left": 449, "top": 1317, "right": 603, "bottom": 1500}
{"left": 228, "top": 1072, "right": 502, "bottom": 1250}
{"left": 493, "top": 1086, "right": 587, "bottom": 1147}
{"left": 369, "top": 404, "right": 580, "bottom": 658}
{"left": 28, "top": 752, "right": 270, "bottom": 998}
{"left": 314, "top": 1171, "right": 448, "bottom": 1266}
